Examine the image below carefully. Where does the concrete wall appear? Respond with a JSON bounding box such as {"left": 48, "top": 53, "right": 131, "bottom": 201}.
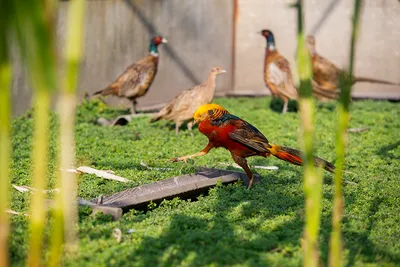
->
{"left": 234, "top": 0, "right": 400, "bottom": 98}
{"left": 10, "top": 0, "right": 400, "bottom": 117}
{"left": 11, "top": 0, "right": 233, "bottom": 116}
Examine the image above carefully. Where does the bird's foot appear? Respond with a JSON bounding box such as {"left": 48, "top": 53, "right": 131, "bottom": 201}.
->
{"left": 169, "top": 156, "right": 188, "bottom": 163}
{"left": 247, "top": 179, "right": 254, "bottom": 190}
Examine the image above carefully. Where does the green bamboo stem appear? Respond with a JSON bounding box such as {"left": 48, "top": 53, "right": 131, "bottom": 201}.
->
{"left": 295, "top": 1, "right": 324, "bottom": 266}
{"left": 49, "top": 0, "right": 86, "bottom": 265}
{"left": 329, "top": 1, "right": 363, "bottom": 266}
{"left": 17, "top": 0, "right": 58, "bottom": 265}
{"left": 0, "top": 41, "right": 12, "bottom": 267}
{"left": 28, "top": 91, "right": 51, "bottom": 267}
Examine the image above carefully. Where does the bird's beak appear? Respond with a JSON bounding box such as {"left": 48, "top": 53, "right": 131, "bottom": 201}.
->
{"left": 194, "top": 118, "right": 200, "bottom": 125}
{"left": 162, "top": 38, "right": 168, "bottom": 44}
{"left": 220, "top": 70, "right": 227, "bottom": 74}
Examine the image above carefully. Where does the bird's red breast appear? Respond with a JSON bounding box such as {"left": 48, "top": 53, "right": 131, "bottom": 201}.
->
{"left": 198, "top": 119, "right": 256, "bottom": 157}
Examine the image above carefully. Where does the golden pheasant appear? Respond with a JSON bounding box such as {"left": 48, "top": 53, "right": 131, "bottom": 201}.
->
{"left": 261, "top": 29, "right": 298, "bottom": 114}
{"left": 306, "top": 35, "right": 399, "bottom": 100}
{"left": 151, "top": 67, "right": 226, "bottom": 134}
{"left": 93, "top": 36, "right": 167, "bottom": 113}
{"left": 171, "top": 103, "right": 334, "bottom": 189}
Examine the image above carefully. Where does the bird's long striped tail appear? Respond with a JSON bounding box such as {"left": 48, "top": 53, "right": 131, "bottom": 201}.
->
{"left": 92, "top": 86, "right": 115, "bottom": 97}
{"left": 354, "top": 76, "right": 400, "bottom": 86}
{"left": 268, "top": 144, "right": 335, "bottom": 173}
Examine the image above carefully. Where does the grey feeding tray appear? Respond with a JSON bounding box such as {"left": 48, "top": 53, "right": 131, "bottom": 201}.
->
{"left": 97, "top": 113, "right": 155, "bottom": 126}
{"left": 89, "top": 168, "right": 259, "bottom": 213}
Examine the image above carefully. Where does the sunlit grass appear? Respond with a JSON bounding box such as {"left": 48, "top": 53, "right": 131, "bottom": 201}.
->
{"left": 7, "top": 97, "right": 400, "bottom": 266}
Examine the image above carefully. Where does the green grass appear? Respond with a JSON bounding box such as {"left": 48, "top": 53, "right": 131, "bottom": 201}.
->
{"left": 8, "top": 97, "right": 400, "bottom": 266}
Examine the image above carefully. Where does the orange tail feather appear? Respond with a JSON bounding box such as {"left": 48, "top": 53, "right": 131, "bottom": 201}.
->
{"left": 268, "top": 144, "right": 335, "bottom": 173}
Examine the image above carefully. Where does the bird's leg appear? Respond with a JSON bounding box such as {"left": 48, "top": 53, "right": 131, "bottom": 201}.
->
{"left": 282, "top": 99, "right": 288, "bottom": 114}
{"left": 175, "top": 121, "right": 183, "bottom": 135}
{"left": 187, "top": 121, "right": 194, "bottom": 136}
{"left": 130, "top": 99, "right": 137, "bottom": 114}
{"left": 231, "top": 153, "right": 254, "bottom": 189}
{"left": 170, "top": 142, "right": 213, "bottom": 163}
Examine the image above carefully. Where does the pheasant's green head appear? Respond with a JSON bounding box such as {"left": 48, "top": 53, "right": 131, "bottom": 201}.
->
{"left": 260, "top": 29, "right": 275, "bottom": 50}
{"left": 149, "top": 36, "right": 168, "bottom": 56}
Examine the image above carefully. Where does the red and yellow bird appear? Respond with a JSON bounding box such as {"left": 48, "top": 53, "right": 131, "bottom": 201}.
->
{"left": 171, "top": 103, "right": 334, "bottom": 189}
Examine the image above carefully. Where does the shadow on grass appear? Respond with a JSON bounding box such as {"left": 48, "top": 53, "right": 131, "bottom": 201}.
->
{"left": 269, "top": 98, "right": 298, "bottom": 113}
{"left": 77, "top": 152, "right": 400, "bottom": 266}
{"left": 376, "top": 140, "right": 400, "bottom": 160}
{"left": 343, "top": 184, "right": 400, "bottom": 266}
{"left": 115, "top": 183, "right": 305, "bottom": 266}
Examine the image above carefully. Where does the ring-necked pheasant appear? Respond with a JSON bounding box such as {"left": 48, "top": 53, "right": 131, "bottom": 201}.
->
{"left": 260, "top": 29, "right": 298, "bottom": 114}
{"left": 150, "top": 67, "right": 226, "bottom": 134}
{"left": 171, "top": 103, "right": 334, "bottom": 189}
{"left": 93, "top": 36, "right": 167, "bottom": 114}
{"left": 306, "top": 35, "right": 399, "bottom": 100}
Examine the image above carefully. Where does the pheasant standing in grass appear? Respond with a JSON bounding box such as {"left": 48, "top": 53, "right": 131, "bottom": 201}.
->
{"left": 93, "top": 36, "right": 167, "bottom": 114}
{"left": 261, "top": 29, "right": 298, "bottom": 114}
{"left": 306, "top": 35, "right": 399, "bottom": 100}
{"left": 171, "top": 103, "right": 334, "bottom": 189}
{"left": 151, "top": 67, "right": 226, "bottom": 134}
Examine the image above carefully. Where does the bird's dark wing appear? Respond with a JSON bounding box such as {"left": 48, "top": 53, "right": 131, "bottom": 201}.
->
{"left": 220, "top": 115, "right": 271, "bottom": 153}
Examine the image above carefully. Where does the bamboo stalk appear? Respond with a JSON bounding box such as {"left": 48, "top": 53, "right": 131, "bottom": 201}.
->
{"left": 10, "top": 0, "right": 58, "bottom": 266}
{"left": 294, "top": 1, "right": 324, "bottom": 266}
{"left": 329, "top": 1, "right": 363, "bottom": 266}
{"left": 49, "top": 0, "right": 86, "bottom": 265}
{"left": 0, "top": 26, "right": 12, "bottom": 267}
{"left": 28, "top": 91, "right": 51, "bottom": 267}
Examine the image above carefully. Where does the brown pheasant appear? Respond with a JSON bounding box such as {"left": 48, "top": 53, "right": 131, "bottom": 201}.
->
{"left": 261, "top": 29, "right": 298, "bottom": 114}
{"left": 307, "top": 35, "right": 399, "bottom": 100}
{"left": 150, "top": 67, "right": 226, "bottom": 134}
{"left": 93, "top": 36, "right": 167, "bottom": 113}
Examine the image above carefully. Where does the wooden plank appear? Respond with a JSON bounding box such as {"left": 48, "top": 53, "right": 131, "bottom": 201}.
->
{"left": 76, "top": 166, "right": 131, "bottom": 183}
{"left": 78, "top": 198, "right": 123, "bottom": 220}
{"left": 95, "top": 168, "right": 259, "bottom": 211}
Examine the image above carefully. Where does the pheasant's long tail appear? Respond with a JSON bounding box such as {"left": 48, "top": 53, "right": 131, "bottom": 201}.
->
{"left": 93, "top": 86, "right": 115, "bottom": 97}
{"left": 354, "top": 76, "right": 400, "bottom": 86}
{"left": 268, "top": 144, "right": 335, "bottom": 173}
{"left": 150, "top": 114, "right": 161, "bottom": 123}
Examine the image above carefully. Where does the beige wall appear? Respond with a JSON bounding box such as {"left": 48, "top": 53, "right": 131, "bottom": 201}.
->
{"left": 10, "top": 0, "right": 400, "bottom": 117}
{"left": 11, "top": 0, "right": 233, "bottom": 116}
{"left": 234, "top": 0, "right": 400, "bottom": 99}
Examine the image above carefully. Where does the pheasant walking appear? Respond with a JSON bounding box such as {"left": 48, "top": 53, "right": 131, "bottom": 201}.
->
{"left": 260, "top": 29, "right": 298, "bottom": 114}
{"left": 151, "top": 67, "right": 226, "bottom": 134}
{"left": 306, "top": 35, "right": 399, "bottom": 101}
{"left": 171, "top": 104, "right": 334, "bottom": 189}
{"left": 93, "top": 36, "right": 167, "bottom": 113}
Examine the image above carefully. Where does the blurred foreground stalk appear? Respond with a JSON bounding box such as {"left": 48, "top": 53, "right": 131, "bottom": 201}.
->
{"left": 11, "top": 0, "right": 58, "bottom": 266}
{"left": 294, "top": 1, "right": 324, "bottom": 266}
{"left": 0, "top": 5, "right": 12, "bottom": 265}
{"left": 329, "top": 1, "right": 363, "bottom": 266}
{"left": 49, "top": 0, "right": 86, "bottom": 265}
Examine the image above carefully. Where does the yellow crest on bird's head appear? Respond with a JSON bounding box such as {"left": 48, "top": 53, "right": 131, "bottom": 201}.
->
{"left": 193, "top": 103, "right": 229, "bottom": 123}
